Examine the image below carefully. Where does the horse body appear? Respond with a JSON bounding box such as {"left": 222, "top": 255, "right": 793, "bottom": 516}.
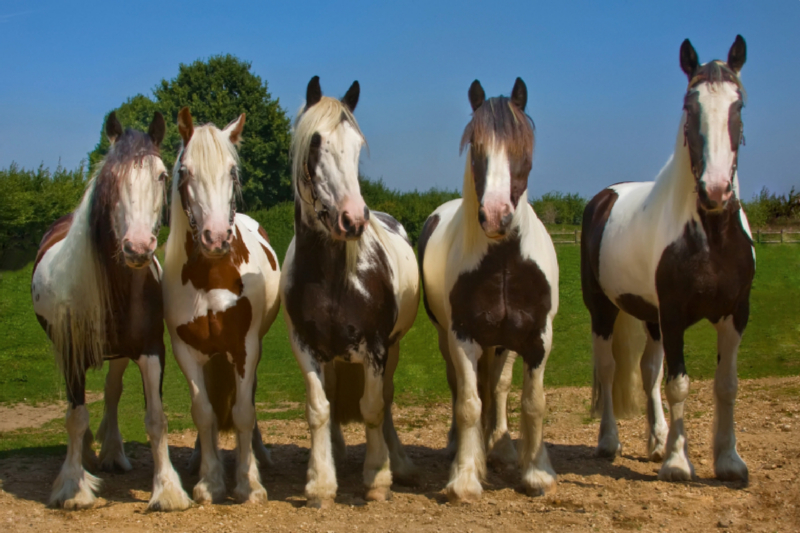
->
{"left": 420, "top": 79, "right": 559, "bottom": 502}
{"left": 582, "top": 36, "right": 754, "bottom": 482}
{"left": 163, "top": 109, "right": 281, "bottom": 504}
{"left": 31, "top": 113, "right": 191, "bottom": 511}
{"left": 281, "top": 77, "right": 419, "bottom": 507}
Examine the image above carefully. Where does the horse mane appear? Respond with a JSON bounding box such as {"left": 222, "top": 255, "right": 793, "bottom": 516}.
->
{"left": 290, "top": 96, "right": 365, "bottom": 190}
{"left": 49, "top": 129, "right": 160, "bottom": 381}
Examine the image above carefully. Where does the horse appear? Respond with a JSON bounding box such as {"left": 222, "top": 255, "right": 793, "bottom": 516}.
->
{"left": 280, "top": 76, "right": 419, "bottom": 507}
{"left": 580, "top": 35, "right": 753, "bottom": 483}
{"left": 419, "top": 78, "right": 560, "bottom": 502}
{"left": 162, "top": 108, "right": 281, "bottom": 504}
{"left": 31, "top": 112, "right": 191, "bottom": 511}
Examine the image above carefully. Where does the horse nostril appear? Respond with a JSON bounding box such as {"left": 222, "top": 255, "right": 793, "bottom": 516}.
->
{"left": 203, "top": 229, "right": 213, "bottom": 244}
{"left": 226, "top": 228, "right": 233, "bottom": 241}
{"left": 478, "top": 208, "right": 488, "bottom": 226}
{"left": 123, "top": 240, "right": 135, "bottom": 255}
{"left": 501, "top": 211, "right": 514, "bottom": 228}
{"left": 341, "top": 211, "right": 354, "bottom": 233}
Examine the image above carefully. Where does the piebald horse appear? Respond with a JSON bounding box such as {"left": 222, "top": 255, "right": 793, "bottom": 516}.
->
{"left": 31, "top": 112, "right": 191, "bottom": 510}
{"left": 163, "top": 108, "right": 281, "bottom": 503}
{"left": 420, "top": 79, "right": 559, "bottom": 502}
{"left": 280, "top": 77, "right": 419, "bottom": 507}
{"left": 581, "top": 36, "right": 753, "bottom": 482}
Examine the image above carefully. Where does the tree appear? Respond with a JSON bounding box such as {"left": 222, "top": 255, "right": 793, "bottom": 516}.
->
{"left": 89, "top": 55, "right": 292, "bottom": 210}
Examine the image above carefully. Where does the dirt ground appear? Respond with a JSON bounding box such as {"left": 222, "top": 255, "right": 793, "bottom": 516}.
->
{"left": 1, "top": 376, "right": 799, "bottom": 533}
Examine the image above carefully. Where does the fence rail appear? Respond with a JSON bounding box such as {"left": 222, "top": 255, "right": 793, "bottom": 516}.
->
{"left": 547, "top": 229, "right": 800, "bottom": 244}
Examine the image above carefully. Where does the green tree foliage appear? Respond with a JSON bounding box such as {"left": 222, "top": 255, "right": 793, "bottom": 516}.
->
{"left": 0, "top": 163, "right": 88, "bottom": 252}
{"left": 89, "top": 55, "right": 292, "bottom": 210}
{"left": 531, "top": 191, "right": 587, "bottom": 225}
{"left": 742, "top": 186, "right": 800, "bottom": 229}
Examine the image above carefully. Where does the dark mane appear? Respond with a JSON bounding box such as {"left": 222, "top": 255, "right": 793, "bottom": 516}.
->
{"left": 90, "top": 129, "right": 161, "bottom": 249}
{"left": 688, "top": 61, "right": 742, "bottom": 90}
{"left": 460, "top": 96, "right": 535, "bottom": 157}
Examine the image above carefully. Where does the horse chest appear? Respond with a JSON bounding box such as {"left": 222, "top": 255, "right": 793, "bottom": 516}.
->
{"left": 286, "top": 253, "right": 397, "bottom": 365}
{"left": 449, "top": 238, "right": 552, "bottom": 365}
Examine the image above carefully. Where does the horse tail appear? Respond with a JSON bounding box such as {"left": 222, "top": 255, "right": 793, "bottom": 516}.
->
{"left": 329, "top": 361, "right": 364, "bottom": 425}
{"left": 592, "top": 311, "right": 646, "bottom": 418}
{"left": 204, "top": 353, "right": 236, "bottom": 432}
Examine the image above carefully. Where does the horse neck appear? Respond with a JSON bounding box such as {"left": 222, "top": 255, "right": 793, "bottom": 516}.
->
{"left": 166, "top": 170, "right": 192, "bottom": 265}
{"left": 647, "top": 114, "right": 700, "bottom": 223}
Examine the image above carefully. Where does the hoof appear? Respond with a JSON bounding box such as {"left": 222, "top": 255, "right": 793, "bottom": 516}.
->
{"left": 365, "top": 486, "right": 392, "bottom": 502}
{"left": 715, "top": 451, "right": 748, "bottom": 482}
{"left": 193, "top": 479, "right": 226, "bottom": 504}
{"left": 391, "top": 466, "right": 421, "bottom": 487}
{"left": 235, "top": 485, "right": 268, "bottom": 504}
{"left": 522, "top": 469, "right": 557, "bottom": 497}
{"left": 445, "top": 476, "right": 482, "bottom": 504}
{"left": 487, "top": 433, "right": 518, "bottom": 468}
{"left": 50, "top": 470, "right": 100, "bottom": 510}
{"left": 99, "top": 454, "right": 132, "bottom": 473}
{"left": 148, "top": 475, "right": 192, "bottom": 512}
{"left": 306, "top": 497, "right": 334, "bottom": 509}
{"left": 596, "top": 436, "right": 621, "bottom": 458}
{"left": 658, "top": 455, "right": 694, "bottom": 482}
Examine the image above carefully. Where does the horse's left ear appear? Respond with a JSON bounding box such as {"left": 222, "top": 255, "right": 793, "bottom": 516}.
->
{"left": 105, "top": 111, "right": 123, "bottom": 145}
{"left": 727, "top": 35, "right": 747, "bottom": 73}
{"left": 680, "top": 38, "right": 699, "bottom": 81}
{"left": 148, "top": 112, "right": 166, "bottom": 147}
{"left": 342, "top": 81, "right": 360, "bottom": 112}
{"left": 223, "top": 113, "right": 246, "bottom": 146}
{"left": 178, "top": 107, "right": 194, "bottom": 145}
{"left": 510, "top": 77, "right": 527, "bottom": 111}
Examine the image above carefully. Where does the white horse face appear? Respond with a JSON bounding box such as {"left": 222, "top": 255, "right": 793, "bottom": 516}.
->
{"left": 177, "top": 108, "right": 245, "bottom": 257}
{"left": 680, "top": 36, "right": 747, "bottom": 212}
{"left": 105, "top": 112, "right": 167, "bottom": 268}
{"left": 297, "top": 78, "right": 368, "bottom": 241}
{"left": 463, "top": 79, "right": 533, "bottom": 238}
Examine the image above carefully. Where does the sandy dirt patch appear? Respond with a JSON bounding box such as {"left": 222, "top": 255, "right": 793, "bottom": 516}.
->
{"left": 0, "top": 393, "right": 102, "bottom": 432}
{"left": 1, "top": 377, "right": 799, "bottom": 532}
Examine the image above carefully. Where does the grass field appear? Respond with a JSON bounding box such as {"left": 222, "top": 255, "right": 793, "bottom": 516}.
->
{"left": 1, "top": 238, "right": 798, "bottom": 456}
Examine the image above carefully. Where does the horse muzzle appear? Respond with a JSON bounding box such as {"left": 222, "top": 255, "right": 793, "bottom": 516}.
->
{"left": 122, "top": 237, "right": 156, "bottom": 269}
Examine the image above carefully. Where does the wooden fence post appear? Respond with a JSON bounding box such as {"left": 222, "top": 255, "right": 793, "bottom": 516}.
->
{"left": 574, "top": 229, "right": 578, "bottom": 244}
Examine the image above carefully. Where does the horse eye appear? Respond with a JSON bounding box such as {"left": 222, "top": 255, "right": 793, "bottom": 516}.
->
{"left": 158, "top": 172, "right": 167, "bottom": 182}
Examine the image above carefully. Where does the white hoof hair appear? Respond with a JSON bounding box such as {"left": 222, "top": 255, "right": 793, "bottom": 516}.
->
{"left": 50, "top": 469, "right": 101, "bottom": 510}
{"left": 148, "top": 474, "right": 192, "bottom": 512}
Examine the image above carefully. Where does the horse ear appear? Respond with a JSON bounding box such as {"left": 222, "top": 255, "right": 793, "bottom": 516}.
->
{"left": 105, "top": 111, "right": 123, "bottom": 145}
{"left": 468, "top": 80, "right": 485, "bottom": 111}
{"left": 224, "top": 113, "right": 246, "bottom": 146}
{"left": 727, "top": 35, "right": 747, "bottom": 73}
{"left": 342, "top": 81, "right": 360, "bottom": 112}
{"left": 680, "top": 38, "right": 699, "bottom": 80}
{"left": 510, "top": 77, "right": 527, "bottom": 111}
{"left": 306, "top": 76, "right": 322, "bottom": 110}
{"left": 148, "top": 112, "right": 166, "bottom": 147}
{"left": 178, "top": 107, "right": 194, "bottom": 145}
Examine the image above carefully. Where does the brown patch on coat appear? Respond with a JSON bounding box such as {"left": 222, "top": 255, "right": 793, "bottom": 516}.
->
{"left": 33, "top": 213, "right": 74, "bottom": 272}
{"left": 580, "top": 187, "right": 623, "bottom": 339}
{"left": 176, "top": 296, "right": 253, "bottom": 380}
{"left": 449, "top": 234, "right": 552, "bottom": 371}
{"left": 181, "top": 226, "right": 249, "bottom": 294}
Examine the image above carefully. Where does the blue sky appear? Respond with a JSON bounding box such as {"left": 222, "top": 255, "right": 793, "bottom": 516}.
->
{"left": 1, "top": 0, "right": 798, "bottom": 199}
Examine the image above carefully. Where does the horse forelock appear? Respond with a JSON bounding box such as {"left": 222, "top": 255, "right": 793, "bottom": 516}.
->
{"left": 688, "top": 61, "right": 746, "bottom": 100}
{"left": 460, "top": 97, "right": 534, "bottom": 158}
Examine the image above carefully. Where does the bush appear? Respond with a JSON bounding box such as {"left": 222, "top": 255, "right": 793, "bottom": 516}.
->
{"left": 531, "top": 191, "right": 587, "bottom": 225}
{"left": 0, "top": 163, "right": 88, "bottom": 253}
{"left": 741, "top": 187, "right": 800, "bottom": 229}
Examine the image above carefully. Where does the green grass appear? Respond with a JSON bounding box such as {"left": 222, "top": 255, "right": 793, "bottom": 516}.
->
{"left": 1, "top": 242, "right": 799, "bottom": 455}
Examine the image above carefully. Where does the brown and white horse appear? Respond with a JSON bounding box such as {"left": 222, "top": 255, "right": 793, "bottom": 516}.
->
{"left": 280, "top": 77, "right": 419, "bottom": 507}
{"left": 31, "top": 112, "right": 191, "bottom": 511}
{"left": 419, "top": 79, "right": 559, "bottom": 502}
{"left": 162, "top": 108, "right": 281, "bottom": 504}
{"left": 581, "top": 36, "right": 753, "bottom": 482}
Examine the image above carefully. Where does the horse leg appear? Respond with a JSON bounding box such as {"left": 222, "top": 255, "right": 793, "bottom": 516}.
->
{"left": 641, "top": 322, "right": 668, "bottom": 462}
{"left": 445, "top": 332, "right": 484, "bottom": 503}
{"left": 658, "top": 316, "right": 694, "bottom": 481}
{"left": 519, "top": 319, "right": 556, "bottom": 496}
{"left": 485, "top": 349, "right": 517, "bottom": 468}
{"left": 50, "top": 369, "right": 100, "bottom": 509}
{"left": 594, "top": 331, "right": 620, "bottom": 457}
{"left": 174, "top": 342, "right": 225, "bottom": 503}
{"left": 135, "top": 353, "right": 192, "bottom": 511}
{"left": 251, "top": 376, "right": 273, "bottom": 469}
{"left": 290, "top": 335, "right": 336, "bottom": 508}
{"left": 435, "top": 324, "right": 458, "bottom": 458}
{"left": 382, "top": 342, "right": 419, "bottom": 486}
{"left": 324, "top": 361, "right": 347, "bottom": 466}
{"left": 97, "top": 358, "right": 131, "bottom": 472}
{"left": 361, "top": 360, "right": 392, "bottom": 502}
{"left": 713, "top": 315, "right": 748, "bottom": 482}
{"left": 232, "top": 335, "right": 268, "bottom": 504}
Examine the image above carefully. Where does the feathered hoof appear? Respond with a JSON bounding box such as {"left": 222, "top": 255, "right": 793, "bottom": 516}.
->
{"left": 647, "top": 443, "right": 666, "bottom": 463}
{"left": 193, "top": 477, "right": 226, "bottom": 505}
{"left": 234, "top": 483, "right": 268, "bottom": 505}
{"left": 445, "top": 474, "right": 482, "bottom": 504}
{"left": 365, "top": 486, "right": 392, "bottom": 502}
{"left": 148, "top": 480, "right": 192, "bottom": 512}
{"left": 522, "top": 468, "right": 557, "bottom": 497}
{"left": 391, "top": 464, "right": 421, "bottom": 487}
{"left": 658, "top": 454, "right": 695, "bottom": 482}
{"left": 99, "top": 452, "right": 132, "bottom": 473}
{"left": 306, "top": 497, "right": 335, "bottom": 509}
{"left": 487, "top": 434, "right": 518, "bottom": 469}
{"left": 715, "top": 450, "right": 748, "bottom": 483}
{"left": 50, "top": 470, "right": 100, "bottom": 510}
{"left": 596, "top": 436, "right": 621, "bottom": 458}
